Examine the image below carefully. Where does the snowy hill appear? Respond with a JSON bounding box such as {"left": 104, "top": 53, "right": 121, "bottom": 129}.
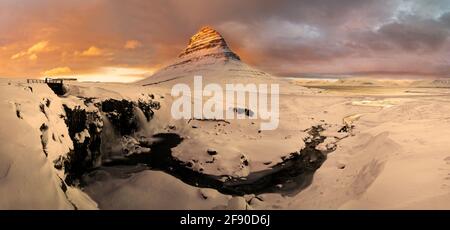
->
{"left": 138, "top": 26, "right": 278, "bottom": 87}
{"left": 0, "top": 80, "right": 97, "bottom": 209}
{"left": 294, "top": 76, "right": 450, "bottom": 88}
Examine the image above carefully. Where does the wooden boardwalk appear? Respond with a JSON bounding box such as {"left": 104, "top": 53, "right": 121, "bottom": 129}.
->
{"left": 26, "top": 78, "right": 66, "bottom": 95}
{"left": 26, "top": 79, "right": 64, "bottom": 84}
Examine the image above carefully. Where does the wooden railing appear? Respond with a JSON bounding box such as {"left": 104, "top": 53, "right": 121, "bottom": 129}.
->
{"left": 26, "top": 79, "right": 64, "bottom": 84}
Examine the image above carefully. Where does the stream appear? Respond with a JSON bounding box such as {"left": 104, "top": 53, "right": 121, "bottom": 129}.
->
{"left": 85, "top": 126, "right": 332, "bottom": 196}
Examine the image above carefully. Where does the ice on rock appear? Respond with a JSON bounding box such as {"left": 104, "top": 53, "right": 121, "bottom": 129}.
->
{"left": 121, "top": 136, "right": 151, "bottom": 156}
{"left": 316, "top": 137, "right": 338, "bottom": 152}
{"left": 74, "top": 129, "right": 90, "bottom": 143}
{"left": 207, "top": 148, "right": 218, "bottom": 155}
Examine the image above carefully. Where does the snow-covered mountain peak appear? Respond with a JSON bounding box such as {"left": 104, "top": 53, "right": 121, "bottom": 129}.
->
{"left": 178, "top": 26, "right": 240, "bottom": 61}
{"left": 138, "top": 26, "right": 277, "bottom": 86}
{"left": 137, "top": 26, "right": 296, "bottom": 87}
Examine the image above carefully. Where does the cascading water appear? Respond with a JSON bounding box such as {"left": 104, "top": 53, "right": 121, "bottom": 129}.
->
{"left": 100, "top": 114, "right": 123, "bottom": 163}
{"left": 133, "top": 107, "right": 154, "bottom": 137}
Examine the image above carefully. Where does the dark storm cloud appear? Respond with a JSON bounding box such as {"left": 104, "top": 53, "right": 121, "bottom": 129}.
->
{"left": 378, "top": 16, "right": 449, "bottom": 51}
{"left": 439, "top": 11, "right": 450, "bottom": 27}
{"left": 353, "top": 14, "right": 450, "bottom": 52}
{"left": 379, "top": 21, "right": 448, "bottom": 51}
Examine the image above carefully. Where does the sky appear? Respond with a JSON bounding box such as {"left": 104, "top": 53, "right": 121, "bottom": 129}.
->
{"left": 0, "top": 0, "right": 449, "bottom": 82}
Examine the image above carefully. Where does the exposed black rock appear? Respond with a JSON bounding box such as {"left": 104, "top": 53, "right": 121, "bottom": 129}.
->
{"left": 77, "top": 96, "right": 97, "bottom": 106}
{"left": 39, "top": 123, "right": 49, "bottom": 157}
{"left": 207, "top": 149, "right": 218, "bottom": 155}
{"left": 15, "top": 103, "right": 22, "bottom": 119}
{"left": 62, "top": 105, "right": 103, "bottom": 185}
{"left": 241, "top": 155, "right": 249, "bottom": 166}
{"left": 338, "top": 125, "right": 353, "bottom": 133}
{"left": 100, "top": 98, "right": 160, "bottom": 134}
{"left": 137, "top": 98, "right": 160, "bottom": 122}
{"left": 39, "top": 103, "right": 47, "bottom": 119}
{"left": 47, "top": 82, "right": 66, "bottom": 96}
{"left": 337, "top": 163, "right": 346, "bottom": 169}
{"left": 60, "top": 179, "right": 68, "bottom": 193}
{"left": 44, "top": 98, "right": 51, "bottom": 107}
{"left": 16, "top": 109, "right": 21, "bottom": 119}
{"left": 53, "top": 156, "right": 64, "bottom": 170}
{"left": 100, "top": 99, "right": 137, "bottom": 136}
{"left": 61, "top": 97, "right": 160, "bottom": 185}
{"left": 63, "top": 105, "right": 87, "bottom": 136}
{"left": 188, "top": 118, "right": 230, "bottom": 124}
{"left": 233, "top": 107, "right": 254, "bottom": 117}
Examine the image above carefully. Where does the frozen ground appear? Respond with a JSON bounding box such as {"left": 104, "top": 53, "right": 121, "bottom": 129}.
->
{"left": 1, "top": 77, "right": 450, "bottom": 209}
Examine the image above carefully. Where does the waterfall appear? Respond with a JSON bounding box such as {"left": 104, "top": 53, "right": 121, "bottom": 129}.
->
{"left": 100, "top": 114, "right": 123, "bottom": 162}
{"left": 133, "top": 107, "right": 154, "bottom": 137}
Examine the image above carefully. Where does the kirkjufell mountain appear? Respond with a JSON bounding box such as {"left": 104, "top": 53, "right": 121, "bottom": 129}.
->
{"left": 178, "top": 26, "right": 241, "bottom": 62}
{"left": 139, "top": 26, "right": 273, "bottom": 86}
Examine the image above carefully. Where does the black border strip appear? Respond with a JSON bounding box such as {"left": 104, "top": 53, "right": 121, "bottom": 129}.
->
{"left": 0, "top": 210, "right": 448, "bottom": 228}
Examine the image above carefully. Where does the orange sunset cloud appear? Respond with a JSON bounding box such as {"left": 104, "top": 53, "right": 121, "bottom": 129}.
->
{"left": 42, "top": 66, "right": 72, "bottom": 76}
{"left": 80, "top": 46, "right": 103, "bottom": 57}
{"left": 0, "top": 0, "right": 449, "bottom": 81}
{"left": 124, "top": 40, "right": 142, "bottom": 49}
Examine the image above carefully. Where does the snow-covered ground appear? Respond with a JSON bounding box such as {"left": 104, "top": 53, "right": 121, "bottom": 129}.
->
{"left": 293, "top": 76, "right": 450, "bottom": 89}
{"left": 2, "top": 77, "right": 450, "bottom": 209}
{"left": 0, "top": 79, "right": 97, "bottom": 209}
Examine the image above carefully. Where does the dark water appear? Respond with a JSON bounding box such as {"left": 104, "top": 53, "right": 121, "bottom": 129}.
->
{"left": 95, "top": 126, "right": 330, "bottom": 196}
